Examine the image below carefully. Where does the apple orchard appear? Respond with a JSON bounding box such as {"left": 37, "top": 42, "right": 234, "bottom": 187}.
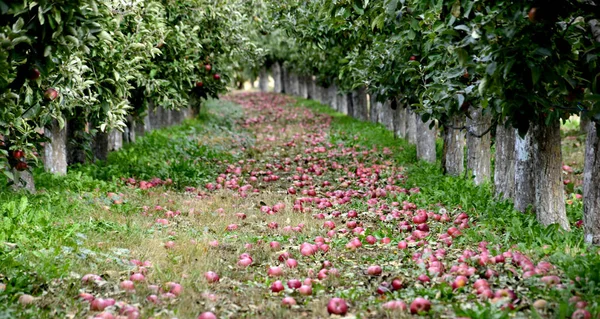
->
{"left": 1, "top": 1, "right": 600, "bottom": 319}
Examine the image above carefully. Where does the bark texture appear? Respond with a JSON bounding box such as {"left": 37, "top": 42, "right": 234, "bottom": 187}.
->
{"left": 258, "top": 66, "right": 269, "bottom": 92}
{"left": 393, "top": 107, "right": 407, "bottom": 139}
{"left": 327, "top": 84, "right": 338, "bottom": 110}
{"left": 337, "top": 90, "right": 349, "bottom": 115}
{"left": 43, "top": 120, "right": 68, "bottom": 175}
{"left": 369, "top": 93, "right": 380, "bottom": 124}
{"left": 11, "top": 169, "right": 35, "bottom": 193}
{"left": 514, "top": 129, "right": 536, "bottom": 212}
{"left": 273, "top": 62, "right": 282, "bottom": 93}
{"left": 282, "top": 66, "right": 289, "bottom": 94}
{"left": 290, "top": 73, "right": 300, "bottom": 96}
{"left": 307, "top": 76, "right": 316, "bottom": 100}
{"left": 378, "top": 100, "right": 394, "bottom": 131}
{"left": 466, "top": 108, "right": 492, "bottom": 185}
{"left": 351, "top": 86, "right": 368, "bottom": 121}
{"left": 108, "top": 129, "right": 123, "bottom": 152}
{"left": 416, "top": 117, "right": 437, "bottom": 163}
{"left": 442, "top": 116, "right": 465, "bottom": 176}
{"left": 300, "top": 76, "right": 309, "bottom": 98}
{"left": 584, "top": 122, "right": 600, "bottom": 245}
{"left": 406, "top": 109, "right": 418, "bottom": 145}
{"left": 494, "top": 121, "right": 516, "bottom": 199}
{"left": 531, "top": 120, "right": 569, "bottom": 230}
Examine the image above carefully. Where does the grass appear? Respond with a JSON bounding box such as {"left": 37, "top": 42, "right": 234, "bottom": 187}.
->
{"left": 0, "top": 93, "right": 597, "bottom": 319}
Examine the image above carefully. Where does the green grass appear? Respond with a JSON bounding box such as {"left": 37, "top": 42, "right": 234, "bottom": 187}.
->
{"left": 0, "top": 99, "right": 242, "bottom": 315}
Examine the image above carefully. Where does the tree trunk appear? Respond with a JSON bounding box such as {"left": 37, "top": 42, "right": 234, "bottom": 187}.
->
{"left": 351, "top": 86, "right": 368, "bottom": 121}
{"left": 442, "top": 116, "right": 465, "bottom": 176}
{"left": 393, "top": 106, "right": 407, "bottom": 139}
{"left": 532, "top": 120, "right": 569, "bottom": 230}
{"left": 126, "top": 116, "right": 136, "bottom": 143}
{"left": 307, "top": 76, "right": 315, "bottom": 99}
{"left": 345, "top": 93, "right": 353, "bottom": 117}
{"left": 514, "top": 129, "right": 536, "bottom": 212}
{"left": 369, "top": 93, "right": 380, "bottom": 124}
{"left": 282, "top": 66, "right": 289, "bottom": 94}
{"left": 337, "top": 89, "right": 349, "bottom": 115}
{"left": 406, "top": 109, "right": 418, "bottom": 145}
{"left": 377, "top": 100, "right": 394, "bottom": 131}
{"left": 93, "top": 131, "right": 109, "bottom": 161}
{"left": 259, "top": 66, "right": 269, "bottom": 92}
{"left": 581, "top": 114, "right": 591, "bottom": 136}
{"left": 328, "top": 84, "right": 338, "bottom": 110}
{"left": 416, "top": 116, "right": 437, "bottom": 163}
{"left": 273, "top": 62, "right": 282, "bottom": 93}
{"left": 494, "top": 121, "right": 516, "bottom": 200}
{"left": 11, "top": 169, "right": 35, "bottom": 193}
{"left": 466, "top": 108, "right": 492, "bottom": 185}
{"left": 584, "top": 122, "right": 600, "bottom": 244}
{"left": 108, "top": 129, "right": 123, "bottom": 152}
{"left": 43, "top": 120, "right": 68, "bottom": 175}
{"left": 292, "top": 73, "right": 301, "bottom": 96}
{"left": 66, "top": 115, "right": 89, "bottom": 165}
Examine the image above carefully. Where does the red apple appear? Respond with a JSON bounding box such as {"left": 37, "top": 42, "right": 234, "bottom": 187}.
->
{"left": 213, "top": 73, "right": 221, "bottom": 80}
{"left": 205, "top": 64, "right": 212, "bottom": 71}
{"left": 28, "top": 68, "right": 41, "bottom": 80}
{"left": 327, "top": 298, "right": 348, "bottom": 315}
{"left": 197, "top": 312, "right": 217, "bottom": 319}
{"left": 196, "top": 81, "right": 204, "bottom": 87}
{"left": 298, "top": 285, "right": 312, "bottom": 295}
{"left": 271, "top": 280, "right": 284, "bottom": 292}
{"left": 287, "top": 279, "right": 301, "bottom": 289}
{"left": 409, "top": 297, "right": 431, "bottom": 315}
{"left": 44, "top": 88, "right": 58, "bottom": 101}
{"left": 204, "top": 271, "right": 219, "bottom": 283}
{"left": 367, "top": 265, "right": 383, "bottom": 276}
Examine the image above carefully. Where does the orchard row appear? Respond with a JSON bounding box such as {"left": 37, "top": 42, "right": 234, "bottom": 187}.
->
{"left": 0, "top": 0, "right": 267, "bottom": 186}
{"left": 256, "top": 1, "right": 600, "bottom": 245}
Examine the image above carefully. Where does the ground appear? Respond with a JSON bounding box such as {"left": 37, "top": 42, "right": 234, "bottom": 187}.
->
{"left": 0, "top": 92, "right": 598, "bottom": 319}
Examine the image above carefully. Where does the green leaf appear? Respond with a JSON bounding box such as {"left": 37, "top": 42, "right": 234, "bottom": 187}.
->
{"left": 486, "top": 62, "right": 497, "bottom": 75}
{"left": 457, "top": 94, "right": 464, "bottom": 107}
{"left": 11, "top": 36, "right": 31, "bottom": 46}
{"left": 38, "top": 6, "right": 45, "bottom": 25}
{"left": 478, "top": 77, "right": 487, "bottom": 96}
{"left": 13, "top": 18, "right": 24, "bottom": 32}
{"left": 3, "top": 170, "right": 14, "bottom": 181}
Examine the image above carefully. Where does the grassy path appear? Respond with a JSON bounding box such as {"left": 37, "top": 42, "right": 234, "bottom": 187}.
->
{"left": 1, "top": 92, "right": 598, "bottom": 319}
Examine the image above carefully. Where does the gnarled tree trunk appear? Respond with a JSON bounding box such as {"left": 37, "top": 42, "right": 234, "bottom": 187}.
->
{"left": 584, "top": 122, "right": 600, "bottom": 244}
{"left": 531, "top": 120, "right": 569, "bottom": 230}
{"left": 442, "top": 116, "right": 465, "bottom": 176}
{"left": 416, "top": 116, "right": 437, "bottom": 163}
{"left": 494, "top": 121, "right": 516, "bottom": 199}
{"left": 44, "top": 120, "right": 67, "bottom": 175}
{"left": 466, "top": 108, "right": 492, "bottom": 185}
